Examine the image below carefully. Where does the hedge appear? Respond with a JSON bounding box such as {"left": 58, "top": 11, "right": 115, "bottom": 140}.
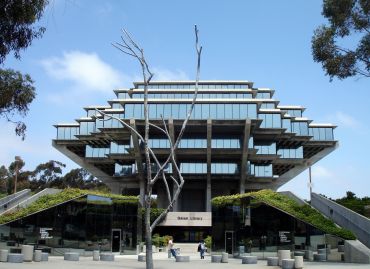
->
{"left": 211, "top": 189, "right": 356, "bottom": 240}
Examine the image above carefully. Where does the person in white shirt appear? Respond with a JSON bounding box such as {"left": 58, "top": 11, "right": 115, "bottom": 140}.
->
{"left": 168, "top": 237, "right": 176, "bottom": 258}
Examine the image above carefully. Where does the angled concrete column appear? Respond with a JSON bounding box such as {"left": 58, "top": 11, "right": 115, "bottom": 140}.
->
{"left": 206, "top": 119, "right": 212, "bottom": 212}
{"left": 130, "top": 119, "right": 145, "bottom": 206}
{"left": 240, "top": 119, "right": 251, "bottom": 194}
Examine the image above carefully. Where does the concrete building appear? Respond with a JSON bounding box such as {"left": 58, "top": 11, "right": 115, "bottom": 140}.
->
{"left": 53, "top": 81, "right": 337, "bottom": 242}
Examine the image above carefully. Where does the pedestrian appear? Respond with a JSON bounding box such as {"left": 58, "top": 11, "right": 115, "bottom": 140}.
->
{"left": 168, "top": 237, "right": 176, "bottom": 258}
{"left": 198, "top": 240, "right": 206, "bottom": 259}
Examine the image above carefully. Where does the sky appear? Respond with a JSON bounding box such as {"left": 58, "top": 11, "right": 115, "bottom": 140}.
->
{"left": 1, "top": 0, "right": 369, "bottom": 200}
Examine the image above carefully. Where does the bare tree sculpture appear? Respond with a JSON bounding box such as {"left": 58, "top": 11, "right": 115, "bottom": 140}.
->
{"left": 94, "top": 25, "right": 202, "bottom": 269}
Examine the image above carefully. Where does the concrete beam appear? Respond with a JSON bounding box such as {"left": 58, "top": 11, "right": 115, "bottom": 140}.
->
{"left": 272, "top": 142, "right": 339, "bottom": 190}
{"left": 129, "top": 119, "right": 145, "bottom": 205}
{"left": 206, "top": 119, "right": 212, "bottom": 212}
{"left": 240, "top": 119, "right": 251, "bottom": 193}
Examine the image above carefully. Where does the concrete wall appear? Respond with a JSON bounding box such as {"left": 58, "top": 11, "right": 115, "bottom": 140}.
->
{"left": 2, "top": 188, "right": 62, "bottom": 215}
{"left": 311, "top": 193, "right": 370, "bottom": 249}
{"left": 344, "top": 240, "right": 370, "bottom": 264}
{"left": 0, "top": 189, "right": 31, "bottom": 214}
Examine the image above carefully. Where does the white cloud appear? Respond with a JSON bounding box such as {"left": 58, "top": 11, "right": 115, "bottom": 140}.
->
{"left": 0, "top": 123, "right": 55, "bottom": 169}
{"left": 311, "top": 165, "right": 333, "bottom": 179}
{"left": 41, "top": 51, "right": 128, "bottom": 93}
{"left": 329, "top": 111, "right": 361, "bottom": 128}
{"left": 151, "top": 67, "right": 189, "bottom": 81}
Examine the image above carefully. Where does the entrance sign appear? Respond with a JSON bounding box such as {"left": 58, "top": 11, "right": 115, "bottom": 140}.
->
{"left": 40, "top": 228, "right": 53, "bottom": 239}
{"left": 158, "top": 212, "right": 211, "bottom": 227}
{"left": 279, "top": 231, "right": 291, "bottom": 243}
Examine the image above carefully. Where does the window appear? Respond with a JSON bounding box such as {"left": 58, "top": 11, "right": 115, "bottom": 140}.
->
{"left": 255, "top": 143, "right": 276, "bottom": 155}
{"left": 292, "top": 121, "right": 309, "bottom": 136}
{"left": 309, "top": 128, "right": 334, "bottom": 140}
{"left": 211, "top": 163, "right": 239, "bottom": 174}
{"left": 253, "top": 164, "right": 273, "bottom": 177}
{"left": 180, "top": 163, "right": 207, "bottom": 174}
{"left": 259, "top": 114, "right": 281, "bottom": 128}
{"left": 277, "top": 147, "right": 303, "bottom": 158}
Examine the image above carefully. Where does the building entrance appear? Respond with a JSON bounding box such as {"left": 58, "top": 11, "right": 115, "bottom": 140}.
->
{"left": 154, "top": 226, "right": 211, "bottom": 243}
{"left": 225, "top": 231, "right": 234, "bottom": 254}
{"left": 111, "top": 229, "right": 121, "bottom": 252}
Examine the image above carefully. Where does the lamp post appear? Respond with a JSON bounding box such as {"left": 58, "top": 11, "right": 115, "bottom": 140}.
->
{"left": 14, "top": 156, "right": 22, "bottom": 194}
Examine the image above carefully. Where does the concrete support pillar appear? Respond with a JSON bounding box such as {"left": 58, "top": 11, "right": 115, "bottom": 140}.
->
{"left": 240, "top": 119, "right": 251, "bottom": 194}
{"left": 130, "top": 119, "right": 145, "bottom": 206}
{"left": 206, "top": 119, "right": 212, "bottom": 212}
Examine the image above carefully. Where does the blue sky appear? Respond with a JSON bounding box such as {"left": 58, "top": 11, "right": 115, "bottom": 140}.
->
{"left": 1, "top": 1, "right": 369, "bottom": 199}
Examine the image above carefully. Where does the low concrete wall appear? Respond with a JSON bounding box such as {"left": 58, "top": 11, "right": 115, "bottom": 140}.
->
{"left": 2, "top": 188, "right": 62, "bottom": 215}
{"left": 0, "top": 189, "right": 31, "bottom": 214}
{"left": 344, "top": 240, "right": 370, "bottom": 264}
{"left": 311, "top": 193, "right": 370, "bottom": 249}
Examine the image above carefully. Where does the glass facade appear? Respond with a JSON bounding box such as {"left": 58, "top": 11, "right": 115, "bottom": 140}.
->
{"left": 86, "top": 146, "right": 109, "bottom": 158}
{"left": 291, "top": 121, "right": 309, "bottom": 136}
{"left": 211, "top": 139, "right": 241, "bottom": 149}
{"left": 278, "top": 147, "right": 304, "bottom": 159}
{"left": 136, "top": 84, "right": 249, "bottom": 89}
{"left": 0, "top": 195, "right": 138, "bottom": 253}
{"left": 282, "top": 109, "right": 302, "bottom": 117}
{"left": 132, "top": 92, "right": 253, "bottom": 99}
{"left": 255, "top": 143, "right": 276, "bottom": 155}
{"left": 309, "top": 128, "right": 334, "bottom": 141}
{"left": 249, "top": 164, "right": 273, "bottom": 177}
{"left": 57, "top": 127, "right": 79, "bottom": 140}
{"left": 211, "top": 163, "right": 239, "bottom": 174}
{"left": 212, "top": 198, "right": 342, "bottom": 256}
{"left": 123, "top": 103, "right": 257, "bottom": 120}
{"left": 180, "top": 163, "right": 207, "bottom": 174}
{"left": 259, "top": 114, "right": 281, "bottom": 128}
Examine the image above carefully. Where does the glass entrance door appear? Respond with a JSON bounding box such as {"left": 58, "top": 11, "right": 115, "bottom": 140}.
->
{"left": 111, "top": 229, "right": 121, "bottom": 252}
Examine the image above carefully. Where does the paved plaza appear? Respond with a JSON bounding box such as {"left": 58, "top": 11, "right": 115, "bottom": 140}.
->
{"left": 2, "top": 254, "right": 370, "bottom": 269}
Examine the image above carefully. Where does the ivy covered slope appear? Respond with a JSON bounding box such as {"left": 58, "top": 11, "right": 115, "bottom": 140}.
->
{"left": 0, "top": 188, "right": 138, "bottom": 225}
{"left": 211, "top": 189, "right": 356, "bottom": 240}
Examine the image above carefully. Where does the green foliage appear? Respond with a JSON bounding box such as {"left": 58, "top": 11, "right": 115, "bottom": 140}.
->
{"left": 152, "top": 234, "right": 171, "bottom": 247}
{"left": 334, "top": 191, "right": 370, "bottom": 217}
{"left": 140, "top": 207, "right": 166, "bottom": 223}
{"left": 0, "top": 0, "right": 49, "bottom": 63}
{"left": 0, "top": 188, "right": 138, "bottom": 225}
{"left": 312, "top": 0, "right": 370, "bottom": 80}
{"left": 1, "top": 0, "right": 49, "bottom": 139}
{"left": 211, "top": 189, "right": 356, "bottom": 240}
{"left": 204, "top": 235, "right": 212, "bottom": 249}
{"left": 0, "top": 69, "right": 36, "bottom": 139}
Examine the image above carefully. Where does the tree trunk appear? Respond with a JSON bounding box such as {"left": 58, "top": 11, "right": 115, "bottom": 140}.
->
{"left": 145, "top": 202, "right": 153, "bottom": 269}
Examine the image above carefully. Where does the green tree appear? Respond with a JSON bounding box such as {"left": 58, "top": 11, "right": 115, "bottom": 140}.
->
{"left": 312, "top": 0, "right": 370, "bottom": 80}
{"left": 0, "top": 0, "right": 49, "bottom": 139}
{"left": 0, "top": 69, "right": 36, "bottom": 139}
{"left": 30, "top": 160, "right": 65, "bottom": 190}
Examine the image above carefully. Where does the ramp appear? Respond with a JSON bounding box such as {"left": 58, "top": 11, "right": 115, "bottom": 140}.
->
{"left": 311, "top": 192, "right": 370, "bottom": 249}
{"left": 0, "top": 189, "right": 31, "bottom": 214}
{"left": 1, "top": 188, "right": 62, "bottom": 215}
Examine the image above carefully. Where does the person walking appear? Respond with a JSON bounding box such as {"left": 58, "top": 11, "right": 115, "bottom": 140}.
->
{"left": 168, "top": 237, "right": 176, "bottom": 258}
{"left": 198, "top": 240, "right": 206, "bottom": 259}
